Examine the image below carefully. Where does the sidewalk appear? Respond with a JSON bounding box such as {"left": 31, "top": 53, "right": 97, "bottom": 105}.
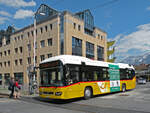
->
{"left": 0, "top": 88, "right": 39, "bottom": 98}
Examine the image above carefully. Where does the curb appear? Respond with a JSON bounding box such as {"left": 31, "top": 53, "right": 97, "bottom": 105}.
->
{"left": 0, "top": 93, "right": 9, "bottom": 96}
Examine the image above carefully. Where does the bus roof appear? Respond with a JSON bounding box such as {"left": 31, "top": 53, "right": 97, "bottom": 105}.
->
{"left": 40, "top": 55, "right": 134, "bottom": 69}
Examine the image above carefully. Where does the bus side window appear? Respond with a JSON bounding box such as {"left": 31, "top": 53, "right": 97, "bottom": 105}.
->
{"left": 126, "top": 69, "right": 130, "bottom": 79}
{"left": 97, "top": 69, "right": 103, "bottom": 81}
{"left": 131, "top": 69, "right": 135, "bottom": 78}
{"left": 128, "top": 69, "right": 135, "bottom": 79}
{"left": 70, "top": 71, "right": 79, "bottom": 83}
{"left": 94, "top": 71, "right": 98, "bottom": 81}
{"left": 120, "top": 69, "right": 126, "bottom": 80}
{"left": 66, "top": 65, "right": 80, "bottom": 84}
{"left": 102, "top": 68, "right": 109, "bottom": 80}
{"left": 82, "top": 72, "right": 87, "bottom": 81}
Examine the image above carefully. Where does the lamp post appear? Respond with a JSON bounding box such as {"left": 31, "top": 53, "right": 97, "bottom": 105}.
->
{"left": 33, "top": 16, "right": 36, "bottom": 82}
{"left": 33, "top": 12, "right": 45, "bottom": 85}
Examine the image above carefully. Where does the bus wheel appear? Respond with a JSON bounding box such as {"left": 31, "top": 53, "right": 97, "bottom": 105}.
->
{"left": 84, "top": 87, "right": 92, "bottom": 100}
{"left": 122, "top": 84, "right": 126, "bottom": 92}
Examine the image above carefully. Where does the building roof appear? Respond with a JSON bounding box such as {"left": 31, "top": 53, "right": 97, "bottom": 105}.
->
{"left": 134, "top": 64, "right": 150, "bottom": 71}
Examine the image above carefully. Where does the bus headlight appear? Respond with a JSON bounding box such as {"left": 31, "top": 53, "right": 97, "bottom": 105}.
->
{"left": 55, "top": 92, "right": 62, "bottom": 96}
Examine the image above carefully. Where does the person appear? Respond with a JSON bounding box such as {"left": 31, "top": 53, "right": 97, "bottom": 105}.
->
{"left": 8, "top": 77, "right": 15, "bottom": 98}
{"left": 14, "top": 79, "right": 21, "bottom": 99}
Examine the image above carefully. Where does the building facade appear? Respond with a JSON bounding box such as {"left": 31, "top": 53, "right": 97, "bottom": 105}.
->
{"left": 134, "top": 64, "right": 150, "bottom": 82}
{"left": 107, "top": 41, "right": 115, "bottom": 62}
{"left": 0, "top": 4, "right": 107, "bottom": 90}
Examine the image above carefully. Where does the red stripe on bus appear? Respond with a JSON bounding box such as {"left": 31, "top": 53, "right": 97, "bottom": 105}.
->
{"left": 39, "top": 80, "right": 108, "bottom": 88}
{"left": 39, "top": 78, "right": 135, "bottom": 89}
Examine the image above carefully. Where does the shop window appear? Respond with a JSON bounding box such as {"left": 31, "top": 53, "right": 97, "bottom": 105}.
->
{"left": 14, "top": 73, "right": 23, "bottom": 85}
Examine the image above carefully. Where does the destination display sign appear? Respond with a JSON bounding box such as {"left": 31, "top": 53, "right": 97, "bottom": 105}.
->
{"left": 40, "top": 61, "right": 59, "bottom": 69}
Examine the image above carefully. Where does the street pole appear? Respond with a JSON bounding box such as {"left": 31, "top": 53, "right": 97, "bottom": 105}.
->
{"left": 33, "top": 16, "right": 36, "bottom": 82}
{"left": 32, "top": 13, "right": 45, "bottom": 94}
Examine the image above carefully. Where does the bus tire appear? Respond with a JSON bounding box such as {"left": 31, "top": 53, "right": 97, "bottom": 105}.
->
{"left": 84, "top": 87, "right": 92, "bottom": 100}
{"left": 122, "top": 84, "right": 126, "bottom": 92}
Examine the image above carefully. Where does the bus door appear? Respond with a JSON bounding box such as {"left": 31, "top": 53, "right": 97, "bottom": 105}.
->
{"left": 108, "top": 64, "right": 120, "bottom": 92}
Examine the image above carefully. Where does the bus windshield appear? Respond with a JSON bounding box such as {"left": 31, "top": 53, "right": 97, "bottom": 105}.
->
{"left": 40, "top": 67, "right": 65, "bottom": 87}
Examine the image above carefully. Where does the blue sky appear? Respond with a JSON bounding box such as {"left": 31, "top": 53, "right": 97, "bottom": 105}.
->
{"left": 1, "top": 0, "right": 150, "bottom": 62}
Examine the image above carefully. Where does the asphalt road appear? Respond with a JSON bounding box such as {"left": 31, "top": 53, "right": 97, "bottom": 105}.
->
{"left": 0, "top": 83, "right": 150, "bottom": 113}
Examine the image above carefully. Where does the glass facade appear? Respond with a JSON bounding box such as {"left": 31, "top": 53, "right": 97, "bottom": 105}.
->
{"left": 35, "top": 4, "right": 58, "bottom": 22}
{"left": 76, "top": 10, "right": 94, "bottom": 36}
{"left": 72, "top": 37, "right": 82, "bottom": 56}
{"left": 86, "top": 42, "right": 94, "bottom": 59}
{"left": 97, "top": 46, "right": 104, "bottom": 61}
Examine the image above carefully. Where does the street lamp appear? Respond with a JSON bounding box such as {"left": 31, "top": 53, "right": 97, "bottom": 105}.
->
{"left": 33, "top": 12, "right": 45, "bottom": 83}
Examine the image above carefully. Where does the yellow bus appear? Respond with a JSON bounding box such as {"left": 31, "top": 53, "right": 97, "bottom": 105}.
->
{"left": 39, "top": 55, "right": 136, "bottom": 99}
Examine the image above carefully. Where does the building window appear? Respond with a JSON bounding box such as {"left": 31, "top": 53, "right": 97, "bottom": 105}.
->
{"left": 0, "top": 52, "right": 2, "bottom": 57}
{"left": 35, "top": 42, "right": 37, "bottom": 49}
{"left": 8, "top": 50, "right": 10, "bottom": 55}
{"left": 98, "top": 34, "right": 100, "bottom": 38}
{"left": 21, "top": 35, "right": 24, "bottom": 39}
{"left": 50, "top": 24, "right": 53, "bottom": 30}
{"left": 78, "top": 25, "right": 81, "bottom": 31}
{"left": 40, "top": 40, "right": 45, "bottom": 48}
{"left": 0, "top": 62, "right": 2, "bottom": 67}
{"left": 97, "top": 46, "right": 104, "bottom": 61}
{"left": 27, "top": 57, "right": 31, "bottom": 64}
{"left": 14, "top": 37, "right": 17, "bottom": 42}
{"left": 36, "top": 29, "right": 37, "bottom": 35}
{"left": 40, "top": 27, "right": 43, "bottom": 34}
{"left": 72, "top": 37, "right": 82, "bottom": 56}
{"left": 4, "top": 62, "right": 6, "bottom": 67}
{"left": 8, "top": 61, "right": 10, "bottom": 66}
{"left": 18, "top": 36, "right": 20, "bottom": 40}
{"left": 27, "top": 44, "right": 31, "bottom": 51}
{"left": 19, "top": 47, "right": 23, "bottom": 53}
{"left": 45, "top": 25, "right": 47, "bottom": 32}
{"left": 101, "top": 35, "right": 104, "bottom": 40}
{"left": 35, "top": 56, "right": 37, "bottom": 63}
{"left": 19, "top": 59, "right": 23, "bottom": 65}
{"left": 15, "top": 60, "right": 18, "bottom": 66}
{"left": 15, "top": 48, "right": 18, "bottom": 53}
{"left": 28, "top": 32, "right": 30, "bottom": 37}
{"left": 0, "top": 74, "right": 2, "bottom": 85}
{"left": 4, "top": 73, "right": 10, "bottom": 86}
{"left": 73, "top": 23, "right": 76, "bottom": 29}
{"left": 47, "top": 38, "right": 52, "bottom": 46}
{"left": 40, "top": 55, "right": 45, "bottom": 61}
{"left": 47, "top": 53, "right": 52, "bottom": 58}
{"left": 31, "top": 31, "right": 34, "bottom": 37}
{"left": 4, "top": 51, "right": 7, "bottom": 56}
{"left": 86, "top": 42, "right": 94, "bottom": 59}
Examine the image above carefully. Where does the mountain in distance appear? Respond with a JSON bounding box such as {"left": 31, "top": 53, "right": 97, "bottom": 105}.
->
{"left": 120, "top": 53, "right": 150, "bottom": 65}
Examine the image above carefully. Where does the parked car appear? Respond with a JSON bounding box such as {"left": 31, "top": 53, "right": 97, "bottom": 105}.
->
{"left": 137, "top": 77, "right": 146, "bottom": 84}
